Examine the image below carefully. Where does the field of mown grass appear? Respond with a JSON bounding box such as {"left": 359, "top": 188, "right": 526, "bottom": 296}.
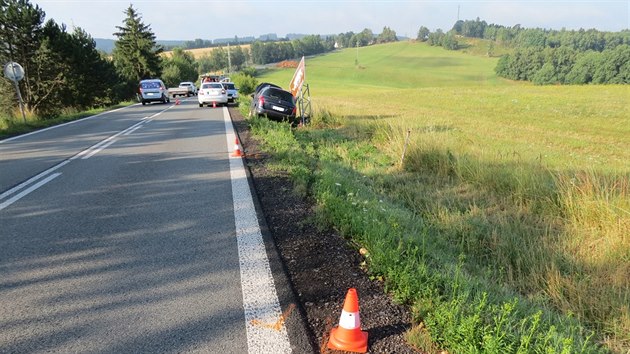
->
{"left": 247, "top": 41, "right": 629, "bottom": 353}
{"left": 162, "top": 44, "right": 251, "bottom": 59}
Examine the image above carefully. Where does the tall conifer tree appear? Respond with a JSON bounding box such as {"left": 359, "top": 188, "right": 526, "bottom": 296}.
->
{"left": 0, "top": 0, "right": 46, "bottom": 112}
{"left": 112, "top": 5, "right": 162, "bottom": 84}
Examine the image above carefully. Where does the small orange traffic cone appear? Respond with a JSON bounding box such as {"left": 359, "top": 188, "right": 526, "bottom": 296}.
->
{"left": 231, "top": 137, "right": 243, "bottom": 157}
{"left": 212, "top": 101, "right": 217, "bottom": 108}
{"left": 327, "top": 288, "right": 368, "bottom": 353}
{"left": 175, "top": 99, "right": 180, "bottom": 105}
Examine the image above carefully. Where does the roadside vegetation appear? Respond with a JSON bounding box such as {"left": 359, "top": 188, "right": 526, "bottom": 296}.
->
{"left": 241, "top": 41, "right": 629, "bottom": 353}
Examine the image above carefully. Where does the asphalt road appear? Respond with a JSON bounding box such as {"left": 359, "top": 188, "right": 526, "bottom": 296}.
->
{"left": 0, "top": 100, "right": 311, "bottom": 353}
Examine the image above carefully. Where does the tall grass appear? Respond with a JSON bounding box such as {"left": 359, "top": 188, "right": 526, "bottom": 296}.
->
{"left": 381, "top": 121, "right": 629, "bottom": 351}
{"left": 251, "top": 41, "right": 629, "bottom": 352}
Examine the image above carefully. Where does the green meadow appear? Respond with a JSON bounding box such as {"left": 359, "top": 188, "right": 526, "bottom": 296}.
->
{"left": 248, "top": 40, "right": 629, "bottom": 353}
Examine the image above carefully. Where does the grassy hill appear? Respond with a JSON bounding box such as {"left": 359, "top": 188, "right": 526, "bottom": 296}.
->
{"left": 260, "top": 41, "right": 629, "bottom": 172}
{"left": 251, "top": 41, "right": 629, "bottom": 353}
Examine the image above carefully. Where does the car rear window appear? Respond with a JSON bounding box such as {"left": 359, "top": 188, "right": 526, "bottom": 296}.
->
{"left": 203, "top": 83, "right": 223, "bottom": 89}
{"left": 141, "top": 81, "right": 161, "bottom": 89}
{"left": 223, "top": 83, "right": 235, "bottom": 90}
{"left": 265, "top": 88, "right": 294, "bottom": 102}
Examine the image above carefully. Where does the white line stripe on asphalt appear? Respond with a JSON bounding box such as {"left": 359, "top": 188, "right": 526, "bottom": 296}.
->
{"left": 0, "top": 160, "right": 70, "bottom": 202}
{"left": 0, "top": 173, "right": 61, "bottom": 211}
{"left": 223, "top": 107, "right": 292, "bottom": 354}
{"left": 82, "top": 139, "right": 117, "bottom": 160}
{"left": 1, "top": 105, "right": 171, "bottom": 209}
{"left": 124, "top": 125, "right": 143, "bottom": 135}
{"left": 0, "top": 104, "right": 140, "bottom": 144}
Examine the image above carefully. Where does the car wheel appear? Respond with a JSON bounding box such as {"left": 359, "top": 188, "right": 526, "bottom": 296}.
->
{"left": 142, "top": 101, "right": 146, "bottom": 106}
{"left": 199, "top": 103, "right": 203, "bottom": 107}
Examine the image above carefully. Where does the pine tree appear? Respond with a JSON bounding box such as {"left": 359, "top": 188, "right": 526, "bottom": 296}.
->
{"left": 0, "top": 0, "right": 46, "bottom": 112}
{"left": 112, "top": 5, "right": 162, "bottom": 84}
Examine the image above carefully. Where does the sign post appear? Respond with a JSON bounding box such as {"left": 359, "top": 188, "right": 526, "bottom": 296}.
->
{"left": 289, "top": 57, "right": 310, "bottom": 126}
{"left": 3, "top": 62, "right": 27, "bottom": 123}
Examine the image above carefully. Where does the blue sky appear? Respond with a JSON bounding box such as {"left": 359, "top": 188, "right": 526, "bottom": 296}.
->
{"left": 33, "top": 0, "right": 629, "bottom": 40}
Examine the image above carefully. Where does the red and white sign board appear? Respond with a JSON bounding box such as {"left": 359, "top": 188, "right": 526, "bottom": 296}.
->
{"left": 289, "top": 56, "right": 305, "bottom": 97}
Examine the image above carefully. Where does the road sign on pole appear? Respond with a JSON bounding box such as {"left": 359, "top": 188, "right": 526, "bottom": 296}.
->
{"left": 3, "top": 62, "right": 27, "bottom": 123}
{"left": 289, "top": 56, "right": 305, "bottom": 98}
{"left": 4, "top": 62, "right": 24, "bottom": 82}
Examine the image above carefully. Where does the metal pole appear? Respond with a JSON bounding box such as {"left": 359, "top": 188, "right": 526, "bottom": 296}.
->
{"left": 9, "top": 63, "right": 27, "bottom": 123}
{"left": 227, "top": 43, "right": 232, "bottom": 74}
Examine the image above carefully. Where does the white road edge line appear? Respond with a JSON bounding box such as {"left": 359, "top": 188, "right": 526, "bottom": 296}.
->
{"left": 0, "top": 173, "right": 61, "bottom": 211}
{"left": 223, "top": 107, "right": 292, "bottom": 354}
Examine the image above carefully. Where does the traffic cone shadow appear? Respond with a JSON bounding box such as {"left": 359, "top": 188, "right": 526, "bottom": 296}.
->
{"left": 327, "top": 288, "right": 368, "bottom": 353}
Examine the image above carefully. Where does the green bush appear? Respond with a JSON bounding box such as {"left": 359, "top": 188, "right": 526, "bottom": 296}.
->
{"left": 232, "top": 72, "right": 258, "bottom": 95}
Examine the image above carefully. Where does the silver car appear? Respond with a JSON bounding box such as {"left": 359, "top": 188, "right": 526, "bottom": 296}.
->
{"left": 221, "top": 82, "right": 239, "bottom": 104}
{"left": 139, "top": 79, "right": 170, "bottom": 105}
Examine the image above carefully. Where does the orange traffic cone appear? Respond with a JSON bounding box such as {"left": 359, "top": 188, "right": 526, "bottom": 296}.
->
{"left": 212, "top": 101, "right": 217, "bottom": 108}
{"left": 327, "top": 288, "right": 368, "bottom": 353}
{"left": 231, "top": 137, "right": 243, "bottom": 157}
{"left": 175, "top": 99, "right": 180, "bottom": 105}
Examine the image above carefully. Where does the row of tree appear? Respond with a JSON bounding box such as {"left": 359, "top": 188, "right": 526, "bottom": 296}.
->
{"left": 417, "top": 27, "right": 459, "bottom": 50}
{"left": 248, "top": 27, "right": 400, "bottom": 65}
{"left": 1, "top": 0, "right": 165, "bottom": 119}
{"left": 452, "top": 18, "right": 630, "bottom": 52}
{"left": 249, "top": 35, "right": 335, "bottom": 65}
{"left": 415, "top": 18, "right": 630, "bottom": 84}
{"left": 449, "top": 18, "right": 630, "bottom": 84}
{"left": 1, "top": 0, "right": 121, "bottom": 118}
{"left": 495, "top": 44, "right": 630, "bottom": 84}
{"left": 334, "top": 27, "right": 398, "bottom": 48}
